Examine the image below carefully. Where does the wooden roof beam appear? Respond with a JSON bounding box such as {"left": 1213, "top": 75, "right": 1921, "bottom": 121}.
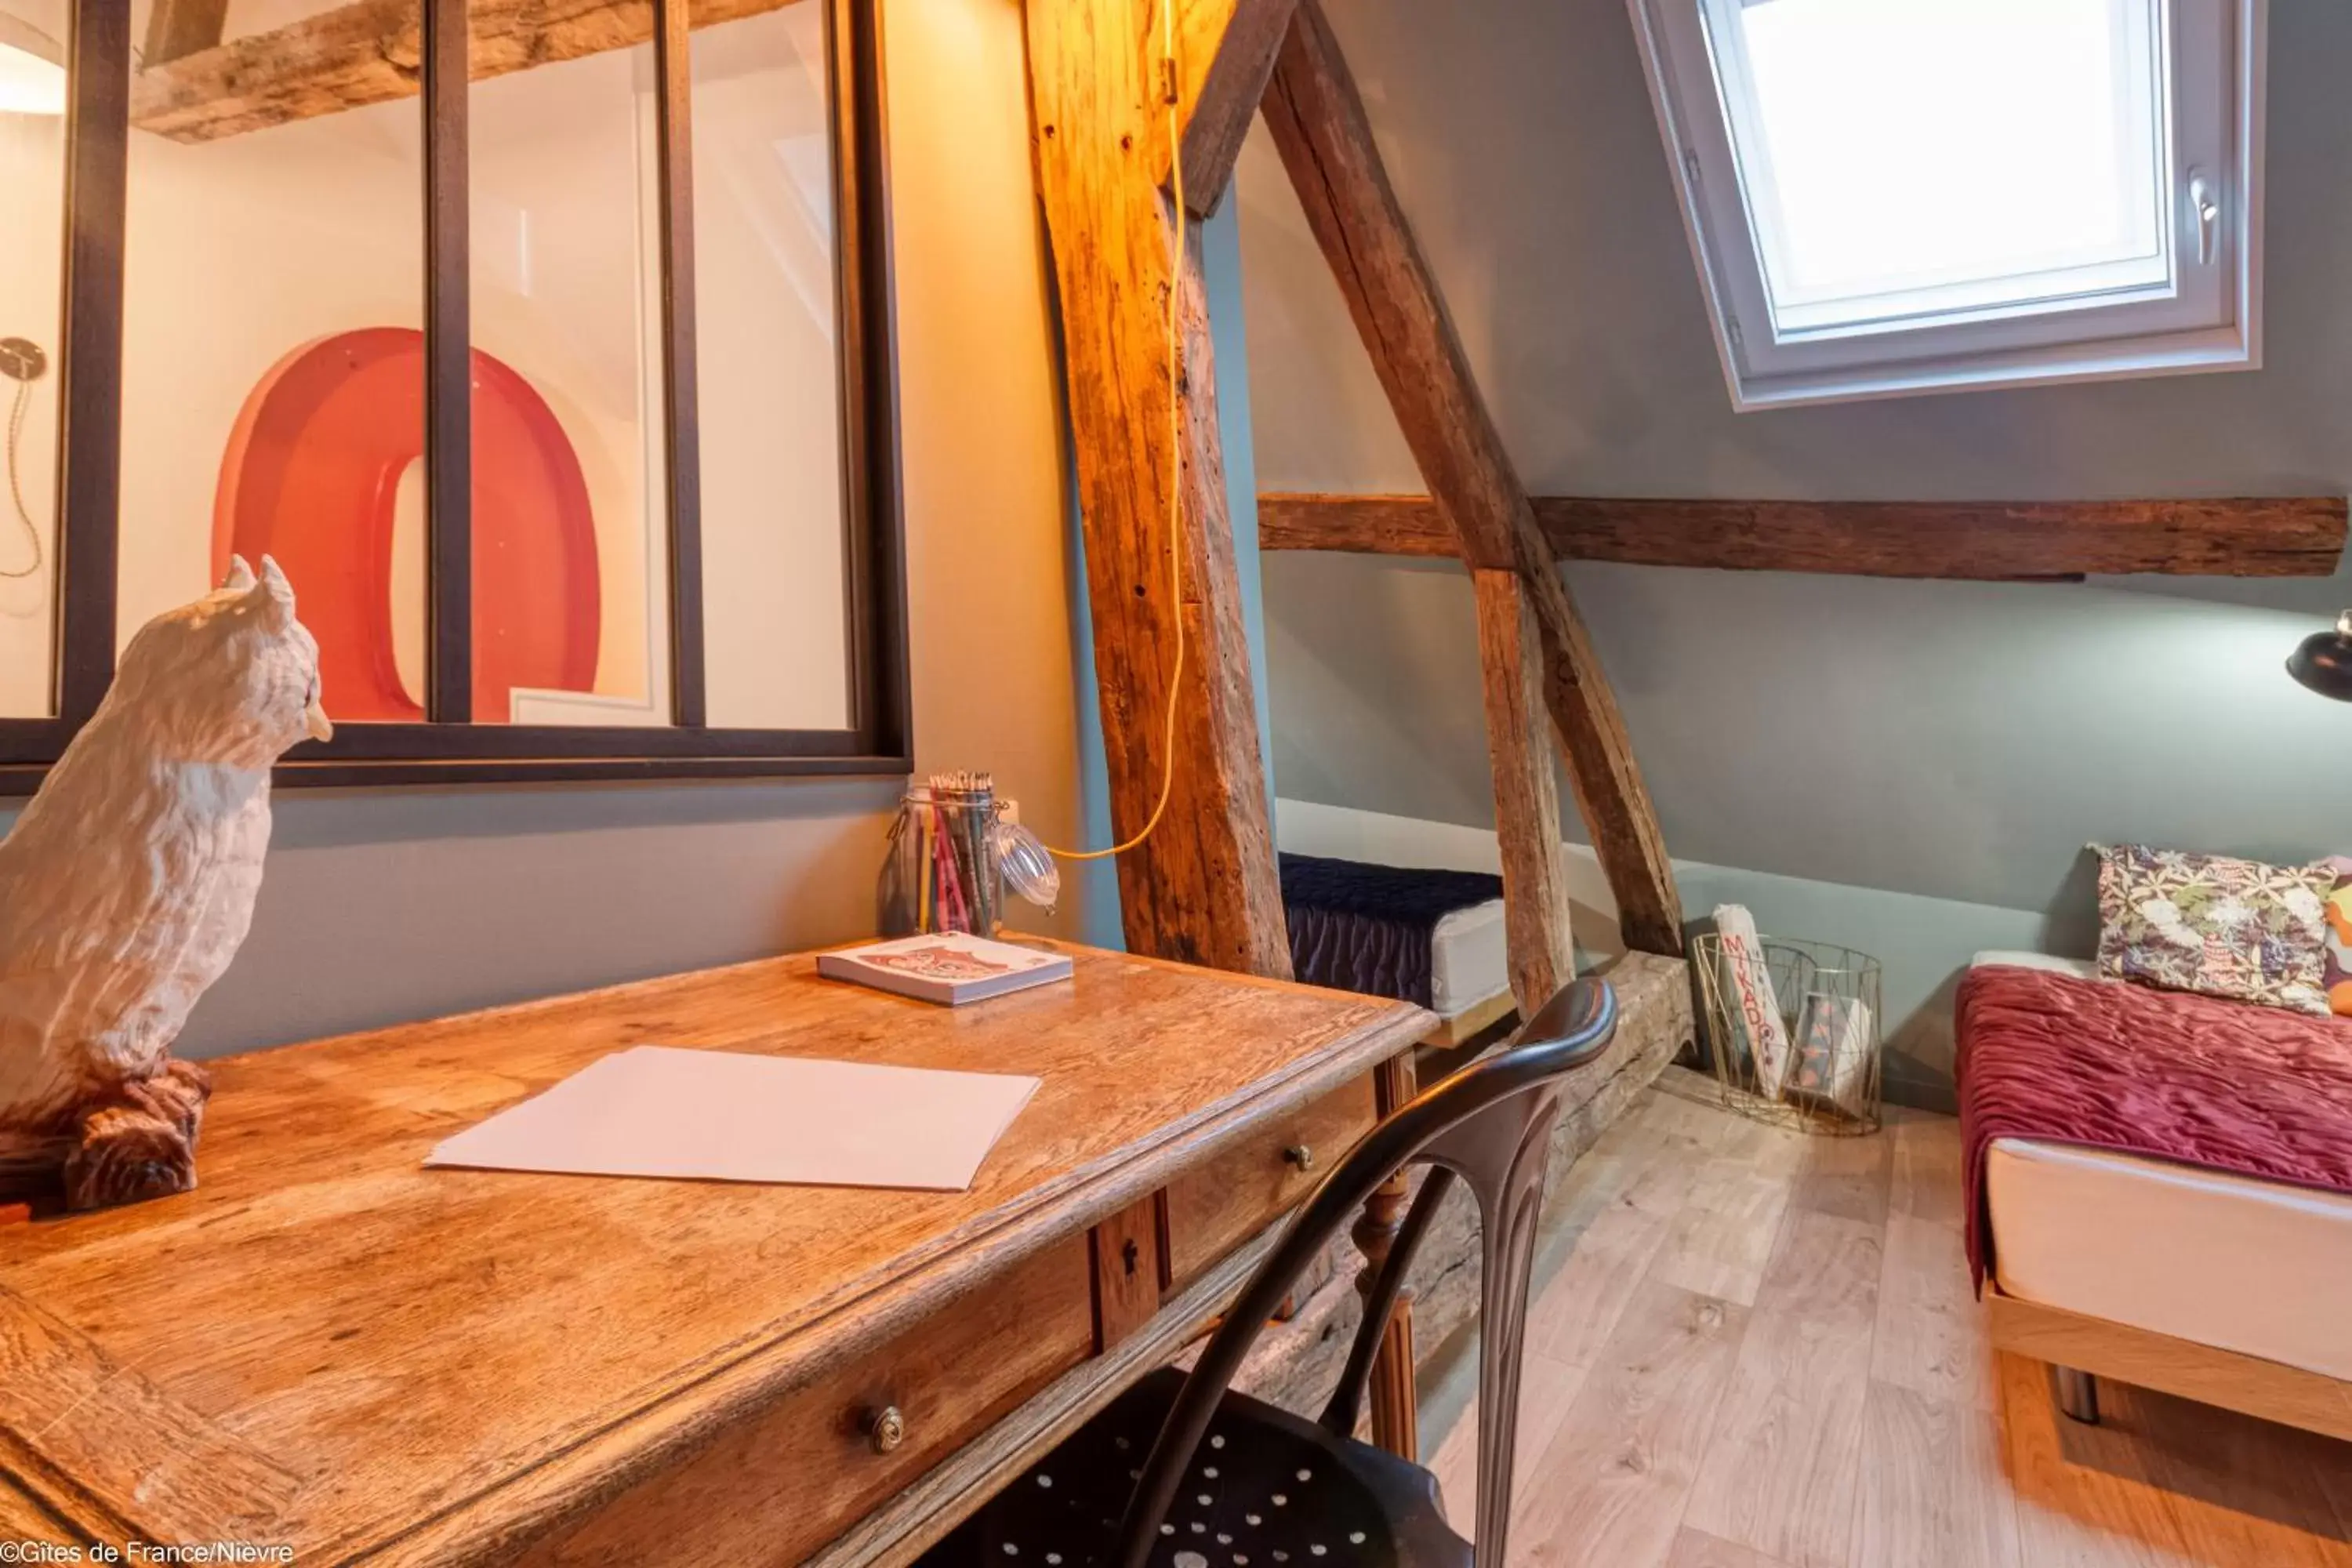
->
{"left": 129, "top": 0, "right": 1303, "bottom": 172}
{"left": 142, "top": 0, "right": 229, "bottom": 68}
{"left": 1472, "top": 569, "right": 1576, "bottom": 1015}
{"left": 1261, "top": 0, "right": 1683, "bottom": 957}
{"left": 1258, "top": 492, "right": 2350, "bottom": 581}
{"left": 1029, "top": 0, "right": 1292, "bottom": 978}
{"left": 1160, "top": 0, "right": 1298, "bottom": 215}
{"left": 129, "top": 0, "right": 799, "bottom": 144}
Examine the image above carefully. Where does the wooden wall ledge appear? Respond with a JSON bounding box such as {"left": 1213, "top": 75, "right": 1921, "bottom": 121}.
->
{"left": 131, "top": 0, "right": 800, "bottom": 143}
{"left": 1258, "top": 492, "right": 2350, "bottom": 582}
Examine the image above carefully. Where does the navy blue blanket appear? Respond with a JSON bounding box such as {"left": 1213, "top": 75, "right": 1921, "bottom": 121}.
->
{"left": 1279, "top": 852, "right": 1504, "bottom": 1010}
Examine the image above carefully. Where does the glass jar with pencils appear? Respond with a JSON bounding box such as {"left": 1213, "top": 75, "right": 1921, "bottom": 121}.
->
{"left": 878, "top": 771, "right": 1060, "bottom": 938}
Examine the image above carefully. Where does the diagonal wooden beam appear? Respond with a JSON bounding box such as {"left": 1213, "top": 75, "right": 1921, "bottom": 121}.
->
{"left": 1158, "top": 0, "right": 1298, "bottom": 216}
{"left": 1260, "top": 0, "right": 1683, "bottom": 956}
{"left": 1258, "top": 492, "right": 2351, "bottom": 581}
{"left": 1029, "top": 0, "right": 1291, "bottom": 979}
{"left": 1472, "top": 570, "right": 1576, "bottom": 1014}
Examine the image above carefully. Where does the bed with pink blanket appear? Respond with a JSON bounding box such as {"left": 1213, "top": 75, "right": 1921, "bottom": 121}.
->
{"left": 1956, "top": 958, "right": 2352, "bottom": 1411}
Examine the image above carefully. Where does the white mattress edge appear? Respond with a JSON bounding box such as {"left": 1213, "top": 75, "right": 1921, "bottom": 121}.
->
{"left": 1969, "top": 950, "right": 2102, "bottom": 980}
{"left": 1986, "top": 1136, "right": 2352, "bottom": 1381}
{"left": 1431, "top": 898, "right": 1509, "bottom": 1018}
{"left": 1987, "top": 1136, "right": 2352, "bottom": 1218}
{"left": 1431, "top": 898, "right": 1506, "bottom": 940}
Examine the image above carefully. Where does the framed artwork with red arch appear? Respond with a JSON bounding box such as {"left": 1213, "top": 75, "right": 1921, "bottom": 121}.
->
{"left": 214, "top": 328, "right": 604, "bottom": 726}
{"left": 0, "top": 0, "right": 908, "bottom": 791}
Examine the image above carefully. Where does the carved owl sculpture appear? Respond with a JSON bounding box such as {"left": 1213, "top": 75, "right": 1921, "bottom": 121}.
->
{"left": 0, "top": 556, "right": 330, "bottom": 1210}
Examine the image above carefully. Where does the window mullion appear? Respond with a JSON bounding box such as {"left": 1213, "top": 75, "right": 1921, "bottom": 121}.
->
{"left": 54, "top": 0, "right": 129, "bottom": 729}
{"left": 655, "top": 0, "right": 706, "bottom": 730}
{"left": 424, "top": 0, "right": 473, "bottom": 724}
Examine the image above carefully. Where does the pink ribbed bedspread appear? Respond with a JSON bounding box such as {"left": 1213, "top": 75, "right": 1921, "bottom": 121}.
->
{"left": 1956, "top": 965, "right": 2352, "bottom": 1290}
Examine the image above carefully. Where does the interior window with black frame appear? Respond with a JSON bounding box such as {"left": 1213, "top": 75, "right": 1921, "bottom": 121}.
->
{"left": 0, "top": 0, "right": 906, "bottom": 789}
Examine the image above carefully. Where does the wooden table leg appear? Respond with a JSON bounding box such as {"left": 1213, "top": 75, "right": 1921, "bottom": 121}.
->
{"left": 1355, "top": 1051, "right": 1420, "bottom": 1460}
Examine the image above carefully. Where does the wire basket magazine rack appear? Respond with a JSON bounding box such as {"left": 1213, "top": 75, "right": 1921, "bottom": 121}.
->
{"left": 1692, "top": 933, "right": 1884, "bottom": 1136}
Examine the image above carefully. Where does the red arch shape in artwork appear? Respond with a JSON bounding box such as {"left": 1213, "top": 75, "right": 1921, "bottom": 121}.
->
{"left": 212, "top": 327, "right": 601, "bottom": 723}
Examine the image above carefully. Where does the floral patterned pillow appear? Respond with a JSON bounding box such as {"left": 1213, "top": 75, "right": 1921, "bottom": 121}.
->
{"left": 2093, "top": 844, "right": 2335, "bottom": 1015}
{"left": 2324, "top": 856, "right": 2352, "bottom": 1018}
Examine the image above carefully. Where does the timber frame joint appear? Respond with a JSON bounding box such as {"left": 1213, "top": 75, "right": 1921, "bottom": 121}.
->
{"left": 1029, "top": 0, "right": 1292, "bottom": 979}
{"left": 1261, "top": 0, "right": 1684, "bottom": 957}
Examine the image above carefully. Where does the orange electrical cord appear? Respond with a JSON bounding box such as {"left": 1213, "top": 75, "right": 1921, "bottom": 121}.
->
{"left": 1046, "top": 0, "right": 1189, "bottom": 865}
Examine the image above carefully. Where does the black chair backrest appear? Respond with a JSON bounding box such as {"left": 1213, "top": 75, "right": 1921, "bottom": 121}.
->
{"left": 1113, "top": 977, "right": 1621, "bottom": 1568}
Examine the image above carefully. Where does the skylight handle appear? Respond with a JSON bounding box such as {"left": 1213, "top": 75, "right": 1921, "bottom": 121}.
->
{"left": 2189, "top": 170, "right": 2220, "bottom": 265}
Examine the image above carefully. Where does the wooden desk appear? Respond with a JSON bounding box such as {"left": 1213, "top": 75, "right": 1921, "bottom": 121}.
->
{"left": 0, "top": 942, "right": 1427, "bottom": 1566}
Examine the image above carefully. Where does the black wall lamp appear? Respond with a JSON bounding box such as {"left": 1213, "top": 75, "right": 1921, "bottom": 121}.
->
{"left": 2288, "top": 610, "right": 2352, "bottom": 702}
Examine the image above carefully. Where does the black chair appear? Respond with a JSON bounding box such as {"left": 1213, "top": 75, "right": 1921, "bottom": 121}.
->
{"left": 922, "top": 976, "right": 1621, "bottom": 1568}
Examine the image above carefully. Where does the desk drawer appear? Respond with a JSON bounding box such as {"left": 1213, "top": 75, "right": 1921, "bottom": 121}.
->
{"left": 1163, "top": 1073, "right": 1379, "bottom": 1297}
{"left": 514, "top": 1235, "right": 1094, "bottom": 1567}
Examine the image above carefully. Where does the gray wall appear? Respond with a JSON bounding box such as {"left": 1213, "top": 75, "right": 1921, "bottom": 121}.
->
{"left": 1236, "top": 0, "right": 2352, "bottom": 1100}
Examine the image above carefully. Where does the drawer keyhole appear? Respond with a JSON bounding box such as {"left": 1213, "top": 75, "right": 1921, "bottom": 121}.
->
{"left": 1120, "top": 1237, "right": 1141, "bottom": 1278}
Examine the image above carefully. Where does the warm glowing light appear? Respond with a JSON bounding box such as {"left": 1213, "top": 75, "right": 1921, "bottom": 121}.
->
{"left": 0, "top": 15, "right": 65, "bottom": 117}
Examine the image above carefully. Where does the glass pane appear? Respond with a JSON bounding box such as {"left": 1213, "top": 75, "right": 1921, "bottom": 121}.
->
{"left": 694, "top": 3, "right": 850, "bottom": 731}
{"left": 1715, "top": 0, "right": 2167, "bottom": 330}
{"left": 0, "top": 0, "right": 65, "bottom": 719}
{"left": 470, "top": 42, "right": 671, "bottom": 728}
{"left": 118, "top": 0, "right": 427, "bottom": 725}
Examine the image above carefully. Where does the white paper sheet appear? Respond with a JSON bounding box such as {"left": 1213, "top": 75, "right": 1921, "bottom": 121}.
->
{"left": 424, "top": 1046, "right": 1040, "bottom": 1192}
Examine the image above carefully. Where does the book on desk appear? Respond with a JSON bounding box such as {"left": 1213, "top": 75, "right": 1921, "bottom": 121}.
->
{"left": 819, "top": 932, "right": 1075, "bottom": 1004}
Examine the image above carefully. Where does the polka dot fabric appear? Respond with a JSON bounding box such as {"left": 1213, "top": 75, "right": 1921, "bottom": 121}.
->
{"left": 920, "top": 1369, "right": 1466, "bottom": 1568}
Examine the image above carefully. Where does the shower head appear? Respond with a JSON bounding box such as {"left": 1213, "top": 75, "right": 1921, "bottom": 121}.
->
{"left": 0, "top": 338, "right": 45, "bottom": 383}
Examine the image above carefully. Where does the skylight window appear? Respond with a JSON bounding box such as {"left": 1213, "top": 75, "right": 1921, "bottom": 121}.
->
{"left": 1630, "top": 0, "right": 2263, "bottom": 408}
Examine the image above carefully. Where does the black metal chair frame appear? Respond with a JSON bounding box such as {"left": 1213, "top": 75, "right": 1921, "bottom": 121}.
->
{"left": 1106, "top": 976, "right": 1623, "bottom": 1568}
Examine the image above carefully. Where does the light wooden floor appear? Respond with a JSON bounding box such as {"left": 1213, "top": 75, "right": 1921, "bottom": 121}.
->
{"left": 1426, "top": 1075, "right": 2352, "bottom": 1567}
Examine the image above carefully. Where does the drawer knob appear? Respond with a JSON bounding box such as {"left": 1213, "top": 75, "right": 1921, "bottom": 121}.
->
{"left": 865, "top": 1404, "right": 906, "bottom": 1454}
{"left": 1283, "top": 1143, "right": 1315, "bottom": 1172}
